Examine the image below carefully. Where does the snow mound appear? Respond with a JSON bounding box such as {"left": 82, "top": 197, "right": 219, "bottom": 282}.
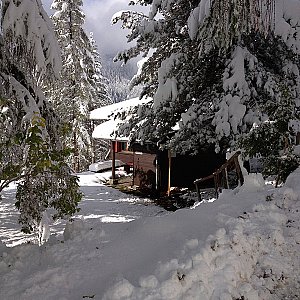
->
{"left": 285, "top": 166, "right": 300, "bottom": 191}
{"left": 103, "top": 171, "right": 300, "bottom": 300}
{"left": 1, "top": 170, "right": 300, "bottom": 299}
{"left": 238, "top": 173, "right": 266, "bottom": 193}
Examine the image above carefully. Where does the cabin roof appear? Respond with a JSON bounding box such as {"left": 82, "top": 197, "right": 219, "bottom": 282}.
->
{"left": 90, "top": 97, "right": 151, "bottom": 121}
{"left": 92, "top": 119, "right": 129, "bottom": 141}
{"left": 90, "top": 97, "right": 151, "bottom": 141}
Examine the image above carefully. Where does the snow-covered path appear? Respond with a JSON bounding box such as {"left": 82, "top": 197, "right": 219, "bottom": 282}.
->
{"left": 0, "top": 172, "right": 166, "bottom": 247}
{"left": 0, "top": 170, "right": 300, "bottom": 299}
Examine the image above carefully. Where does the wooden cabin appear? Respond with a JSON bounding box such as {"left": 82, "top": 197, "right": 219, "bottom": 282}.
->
{"left": 90, "top": 98, "right": 226, "bottom": 194}
{"left": 130, "top": 143, "right": 226, "bottom": 194}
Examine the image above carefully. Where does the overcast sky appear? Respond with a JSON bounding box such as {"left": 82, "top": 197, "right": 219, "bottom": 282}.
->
{"left": 42, "top": 0, "right": 139, "bottom": 59}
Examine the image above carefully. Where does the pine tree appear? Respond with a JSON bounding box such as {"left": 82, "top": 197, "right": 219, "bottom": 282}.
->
{"left": 88, "top": 33, "right": 110, "bottom": 110}
{"left": 113, "top": 0, "right": 203, "bottom": 146}
{"left": 0, "top": 0, "right": 82, "bottom": 233}
{"left": 88, "top": 33, "right": 111, "bottom": 163}
{"left": 102, "top": 58, "right": 141, "bottom": 103}
{"left": 49, "top": 0, "right": 110, "bottom": 171}
{"left": 114, "top": 0, "right": 300, "bottom": 180}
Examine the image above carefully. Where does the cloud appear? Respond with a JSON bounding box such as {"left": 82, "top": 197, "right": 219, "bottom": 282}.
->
{"left": 84, "top": 0, "right": 132, "bottom": 57}
{"left": 41, "top": 0, "right": 146, "bottom": 65}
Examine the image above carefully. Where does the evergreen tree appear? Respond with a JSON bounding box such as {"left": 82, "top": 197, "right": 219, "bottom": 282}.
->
{"left": 113, "top": 0, "right": 204, "bottom": 146}
{"left": 0, "top": 0, "right": 82, "bottom": 233}
{"left": 49, "top": 0, "right": 110, "bottom": 171}
{"left": 88, "top": 33, "right": 110, "bottom": 110}
{"left": 114, "top": 0, "right": 300, "bottom": 180}
{"left": 102, "top": 57, "right": 142, "bottom": 103}
{"left": 87, "top": 33, "right": 111, "bottom": 163}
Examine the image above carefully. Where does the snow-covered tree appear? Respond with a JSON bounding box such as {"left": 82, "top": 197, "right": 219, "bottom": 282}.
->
{"left": 88, "top": 33, "right": 110, "bottom": 110}
{"left": 112, "top": 0, "right": 204, "bottom": 146}
{"left": 87, "top": 33, "right": 112, "bottom": 163}
{"left": 114, "top": 0, "right": 300, "bottom": 179}
{"left": 102, "top": 57, "right": 142, "bottom": 103}
{"left": 188, "top": 0, "right": 300, "bottom": 179}
{"left": 49, "top": 0, "right": 110, "bottom": 171}
{"left": 0, "top": 0, "right": 82, "bottom": 233}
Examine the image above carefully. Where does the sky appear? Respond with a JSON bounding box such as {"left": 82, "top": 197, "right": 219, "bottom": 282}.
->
{"left": 42, "top": 0, "right": 141, "bottom": 59}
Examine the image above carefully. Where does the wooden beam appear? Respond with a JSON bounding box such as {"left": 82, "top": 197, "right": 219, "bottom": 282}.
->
{"left": 111, "top": 140, "right": 116, "bottom": 183}
{"left": 234, "top": 156, "right": 244, "bottom": 186}
{"left": 167, "top": 150, "right": 171, "bottom": 197}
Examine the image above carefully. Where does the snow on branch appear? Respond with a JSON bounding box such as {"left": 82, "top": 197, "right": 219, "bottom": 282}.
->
{"left": 2, "top": 0, "right": 61, "bottom": 78}
{"left": 189, "top": 0, "right": 300, "bottom": 54}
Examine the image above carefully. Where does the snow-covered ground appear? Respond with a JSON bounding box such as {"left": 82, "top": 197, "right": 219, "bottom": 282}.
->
{"left": 0, "top": 169, "right": 300, "bottom": 299}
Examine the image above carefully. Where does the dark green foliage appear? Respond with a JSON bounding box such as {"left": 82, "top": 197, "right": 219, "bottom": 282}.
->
{"left": 241, "top": 73, "right": 300, "bottom": 182}
{"left": 241, "top": 123, "right": 299, "bottom": 184}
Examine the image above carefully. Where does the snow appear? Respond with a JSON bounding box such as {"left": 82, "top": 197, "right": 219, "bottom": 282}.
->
{"left": 91, "top": 97, "right": 152, "bottom": 141}
{"left": 90, "top": 97, "right": 151, "bottom": 121}
{"left": 92, "top": 119, "right": 129, "bottom": 141}
{"left": 188, "top": 0, "right": 211, "bottom": 40}
{"left": 0, "top": 169, "right": 300, "bottom": 299}
{"left": 154, "top": 54, "right": 180, "bottom": 109}
{"left": 89, "top": 160, "right": 125, "bottom": 173}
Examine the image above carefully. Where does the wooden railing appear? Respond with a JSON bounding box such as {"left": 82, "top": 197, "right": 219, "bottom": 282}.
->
{"left": 194, "top": 151, "right": 244, "bottom": 201}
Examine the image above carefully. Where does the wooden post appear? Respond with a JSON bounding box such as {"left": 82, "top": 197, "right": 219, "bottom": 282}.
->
{"left": 111, "top": 140, "right": 116, "bottom": 184}
{"left": 195, "top": 182, "right": 201, "bottom": 202}
{"left": 132, "top": 151, "right": 135, "bottom": 186}
{"left": 234, "top": 156, "right": 244, "bottom": 186}
{"left": 225, "top": 167, "right": 229, "bottom": 189}
{"left": 167, "top": 150, "right": 171, "bottom": 197}
{"left": 155, "top": 155, "right": 159, "bottom": 192}
{"left": 213, "top": 173, "right": 218, "bottom": 197}
{"left": 91, "top": 120, "right": 96, "bottom": 164}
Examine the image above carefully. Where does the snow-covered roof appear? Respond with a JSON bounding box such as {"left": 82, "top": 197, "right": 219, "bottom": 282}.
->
{"left": 92, "top": 119, "right": 129, "bottom": 141}
{"left": 91, "top": 97, "right": 152, "bottom": 141}
{"left": 90, "top": 97, "right": 151, "bottom": 120}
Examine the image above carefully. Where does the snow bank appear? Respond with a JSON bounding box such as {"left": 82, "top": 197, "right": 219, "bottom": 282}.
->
{"left": 104, "top": 172, "right": 300, "bottom": 299}
{"left": 0, "top": 170, "right": 299, "bottom": 299}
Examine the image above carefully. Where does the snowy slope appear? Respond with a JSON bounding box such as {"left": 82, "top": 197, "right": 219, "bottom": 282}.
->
{"left": 0, "top": 170, "right": 299, "bottom": 299}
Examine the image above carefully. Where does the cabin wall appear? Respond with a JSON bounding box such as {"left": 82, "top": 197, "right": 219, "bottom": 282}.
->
{"left": 115, "top": 151, "right": 134, "bottom": 166}
{"left": 133, "top": 152, "right": 156, "bottom": 189}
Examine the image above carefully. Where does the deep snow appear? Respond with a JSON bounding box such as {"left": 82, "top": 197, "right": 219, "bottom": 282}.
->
{"left": 0, "top": 169, "right": 300, "bottom": 299}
